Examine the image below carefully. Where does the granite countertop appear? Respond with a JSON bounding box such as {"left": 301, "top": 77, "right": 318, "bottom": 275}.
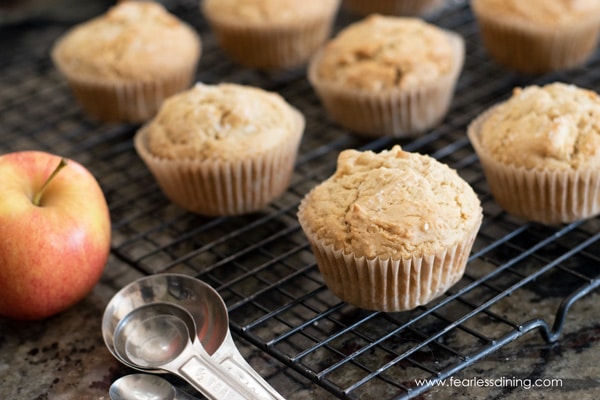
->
{"left": 0, "top": 257, "right": 336, "bottom": 400}
{"left": 1, "top": 254, "right": 599, "bottom": 399}
{"left": 1, "top": 1, "right": 600, "bottom": 399}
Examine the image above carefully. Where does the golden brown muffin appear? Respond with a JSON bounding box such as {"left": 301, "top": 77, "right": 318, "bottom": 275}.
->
{"left": 471, "top": 0, "right": 600, "bottom": 74}
{"left": 468, "top": 82, "right": 600, "bottom": 224}
{"left": 135, "top": 82, "right": 305, "bottom": 216}
{"left": 343, "top": 0, "right": 445, "bottom": 17}
{"left": 297, "top": 146, "right": 482, "bottom": 311}
{"left": 201, "top": 0, "right": 340, "bottom": 70}
{"left": 51, "top": 1, "right": 201, "bottom": 122}
{"left": 308, "top": 15, "right": 464, "bottom": 137}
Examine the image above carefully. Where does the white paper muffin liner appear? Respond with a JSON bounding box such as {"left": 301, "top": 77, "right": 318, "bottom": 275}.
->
{"left": 61, "top": 69, "right": 196, "bottom": 123}
{"left": 205, "top": 7, "right": 339, "bottom": 70}
{"left": 307, "top": 31, "right": 464, "bottom": 138}
{"left": 468, "top": 106, "right": 600, "bottom": 224}
{"left": 472, "top": 4, "right": 600, "bottom": 74}
{"left": 343, "top": 0, "right": 445, "bottom": 17}
{"left": 134, "top": 111, "right": 305, "bottom": 216}
{"left": 297, "top": 207, "right": 481, "bottom": 312}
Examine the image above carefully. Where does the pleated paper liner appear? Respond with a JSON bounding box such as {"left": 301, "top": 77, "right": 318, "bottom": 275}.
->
{"left": 204, "top": 3, "right": 339, "bottom": 70}
{"left": 468, "top": 106, "right": 600, "bottom": 224}
{"left": 51, "top": 36, "right": 200, "bottom": 123}
{"left": 472, "top": 3, "right": 600, "bottom": 74}
{"left": 307, "top": 31, "right": 464, "bottom": 138}
{"left": 343, "top": 0, "right": 445, "bottom": 17}
{"left": 298, "top": 205, "right": 481, "bottom": 312}
{"left": 134, "top": 111, "right": 305, "bottom": 216}
{"left": 61, "top": 69, "right": 197, "bottom": 123}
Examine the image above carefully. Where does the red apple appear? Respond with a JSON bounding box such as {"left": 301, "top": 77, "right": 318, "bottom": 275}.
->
{"left": 0, "top": 151, "right": 111, "bottom": 320}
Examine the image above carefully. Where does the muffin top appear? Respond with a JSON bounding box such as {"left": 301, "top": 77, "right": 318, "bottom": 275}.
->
{"left": 52, "top": 1, "right": 201, "bottom": 81}
{"left": 472, "top": 0, "right": 600, "bottom": 26}
{"left": 476, "top": 83, "right": 600, "bottom": 170}
{"left": 309, "top": 15, "right": 463, "bottom": 91}
{"left": 202, "top": 0, "right": 340, "bottom": 25}
{"left": 299, "top": 146, "right": 482, "bottom": 259}
{"left": 143, "top": 82, "right": 304, "bottom": 161}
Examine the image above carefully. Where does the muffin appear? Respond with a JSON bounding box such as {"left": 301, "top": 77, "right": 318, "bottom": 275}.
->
{"left": 134, "top": 82, "right": 305, "bottom": 216}
{"left": 471, "top": 0, "right": 600, "bottom": 74}
{"left": 297, "top": 146, "right": 482, "bottom": 311}
{"left": 51, "top": 1, "right": 201, "bottom": 123}
{"left": 308, "top": 15, "right": 464, "bottom": 138}
{"left": 467, "top": 82, "right": 600, "bottom": 224}
{"left": 343, "top": 0, "right": 445, "bottom": 17}
{"left": 201, "top": 0, "right": 340, "bottom": 70}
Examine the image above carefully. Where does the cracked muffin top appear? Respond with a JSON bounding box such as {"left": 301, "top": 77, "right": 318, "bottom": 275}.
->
{"left": 471, "top": 0, "right": 600, "bottom": 26}
{"left": 309, "top": 15, "right": 463, "bottom": 91}
{"left": 51, "top": 1, "right": 201, "bottom": 81}
{"left": 298, "top": 146, "right": 482, "bottom": 259}
{"left": 475, "top": 82, "right": 600, "bottom": 170}
{"left": 202, "top": 0, "right": 340, "bottom": 26}
{"left": 142, "top": 82, "right": 305, "bottom": 161}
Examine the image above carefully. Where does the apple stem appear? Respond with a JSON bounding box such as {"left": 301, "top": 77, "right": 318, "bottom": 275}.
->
{"left": 33, "top": 158, "right": 68, "bottom": 206}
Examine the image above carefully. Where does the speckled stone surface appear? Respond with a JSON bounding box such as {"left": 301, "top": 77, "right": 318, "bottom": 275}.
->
{"left": 1, "top": 253, "right": 599, "bottom": 399}
{"left": 1, "top": 1, "right": 600, "bottom": 399}
{"left": 423, "top": 292, "right": 600, "bottom": 399}
{"left": 0, "top": 257, "right": 335, "bottom": 400}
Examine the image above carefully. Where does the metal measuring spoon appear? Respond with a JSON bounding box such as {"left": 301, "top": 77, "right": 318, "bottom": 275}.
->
{"left": 102, "top": 274, "right": 286, "bottom": 400}
{"left": 113, "top": 302, "right": 249, "bottom": 399}
{"left": 109, "top": 374, "right": 198, "bottom": 400}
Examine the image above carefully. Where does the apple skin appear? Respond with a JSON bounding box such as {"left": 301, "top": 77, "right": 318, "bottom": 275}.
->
{"left": 0, "top": 151, "right": 111, "bottom": 320}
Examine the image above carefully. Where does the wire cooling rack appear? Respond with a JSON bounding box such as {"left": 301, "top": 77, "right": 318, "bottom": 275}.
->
{"left": 1, "top": 1, "right": 600, "bottom": 399}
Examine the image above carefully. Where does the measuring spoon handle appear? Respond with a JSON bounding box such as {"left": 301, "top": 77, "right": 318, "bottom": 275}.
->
{"left": 208, "top": 333, "right": 285, "bottom": 400}
{"left": 178, "top": 354, "right": 250, "bottom": 400}
{"left": 218, "top": 354, "right": 286, "bottom": 400}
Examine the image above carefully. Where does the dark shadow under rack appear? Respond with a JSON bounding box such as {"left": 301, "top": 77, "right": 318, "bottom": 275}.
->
{"left": 1, "top": 0, "right": 600, "bottom": 399}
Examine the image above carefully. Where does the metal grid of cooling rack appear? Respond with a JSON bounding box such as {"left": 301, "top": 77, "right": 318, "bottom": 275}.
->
{"left": 1, "top": 0, "right": 600, "bottom": 399}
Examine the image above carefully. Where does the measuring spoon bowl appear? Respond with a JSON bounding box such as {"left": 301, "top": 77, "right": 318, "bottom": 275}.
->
{"left": 102, "top": 273, "right": 229, "bottom": 373}
{"left": 103, "top": 274, "right": 286, "bottom": 400}
{"left": 112, "top": 301, "right": 255, "bottom": 399}
{"left": 109, "top": 373, "right": 179, "bottom": 400}
{"left": 113, "top": 302, "right": 196, "bottom": 370}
